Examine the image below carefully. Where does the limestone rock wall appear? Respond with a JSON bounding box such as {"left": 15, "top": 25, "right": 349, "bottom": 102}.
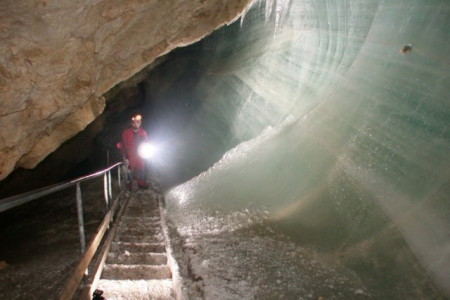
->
{"left": 0, "top": 0, "right": 251, "bottom": 181}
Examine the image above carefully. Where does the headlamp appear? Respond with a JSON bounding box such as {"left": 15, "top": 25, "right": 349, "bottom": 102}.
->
{"left": 132, "top": 114, "right": 142, "bottom": 122}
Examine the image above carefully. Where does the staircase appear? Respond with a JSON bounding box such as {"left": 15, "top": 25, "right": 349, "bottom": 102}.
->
{"left": 94, "top": 190, "right": 181, "bottom": 300}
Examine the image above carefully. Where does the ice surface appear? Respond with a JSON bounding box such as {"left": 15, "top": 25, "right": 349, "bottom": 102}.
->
{"left": 146, "top": 0, "right": 450, "bottom": 298}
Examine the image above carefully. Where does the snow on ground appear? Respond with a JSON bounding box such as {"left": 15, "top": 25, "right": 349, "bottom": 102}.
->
{"left": 168, "top": 209, "right": 371, "bottom": 300}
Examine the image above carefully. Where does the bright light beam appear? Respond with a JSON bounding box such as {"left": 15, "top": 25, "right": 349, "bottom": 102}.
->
{"left": 138, "top": 142, "right": 157, "bottom": 159}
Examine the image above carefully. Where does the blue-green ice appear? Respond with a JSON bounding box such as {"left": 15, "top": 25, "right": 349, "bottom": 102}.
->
{"left": 144, "top": 1, "right": 449, "bottom": 298}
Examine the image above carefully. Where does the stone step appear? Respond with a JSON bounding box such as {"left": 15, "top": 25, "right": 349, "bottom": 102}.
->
{"left": 107, "top": 252, "right": 167, "bottom": 265}
{"left": 93, "top": 191, "right": 179, "bottom": 300}
{"left": 110, "top": 242, "right": 166, "bottom": 254}
{"left": 125, "top": 207, "right": 160, "bottom": 214}
{"left": 126, "top": 203, "right": 159, "bottom": 210}
{"left": 121, "top": 215, "right": 161, "bottom": 225}
{"left": 96, "top": 279, "right": 175, "bottom": 300}
{"left": 117, "top": 227, "right": 161, "bottom": 236}
{"left": 119, "top": 221, "right": 161, "bottom": 229}
{"left": 116, "top": 233, "right": 164, "bottom": 243}
{"left": 101, "top": 264, "right": 172, "bottom": 280}
{"left": 125, "top": 207, "right": 160, "bottom": 218}
{"left": 119, "top": 218, "right": 161, "bottom": 227}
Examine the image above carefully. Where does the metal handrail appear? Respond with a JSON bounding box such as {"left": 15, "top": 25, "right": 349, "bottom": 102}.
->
{"left": 0, "top": 162, "right": 124, "bottom": 253}
{"left": 0, "top": 162, "right": 122, "bottom": 212}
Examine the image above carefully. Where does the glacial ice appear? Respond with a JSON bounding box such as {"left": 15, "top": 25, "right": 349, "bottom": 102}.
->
{"left": 148, "top": 0, "right": 450, "bottom": 298}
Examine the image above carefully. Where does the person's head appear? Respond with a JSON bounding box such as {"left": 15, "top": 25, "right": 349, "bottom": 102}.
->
{"left": 131, "top": 114, "right": 142, "bottom": 131}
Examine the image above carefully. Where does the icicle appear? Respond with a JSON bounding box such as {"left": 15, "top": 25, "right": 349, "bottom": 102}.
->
{"left": 240, "top": 0, "right": 292, "bottom": 34}
{"left": 240, "top": 0, "right": 262, "bottom": 27}
{"left": 265, "top": 0, "right": 274, "bottom": 21}
{"left": 274, "top": 0, "right": 291, "bottom": 32}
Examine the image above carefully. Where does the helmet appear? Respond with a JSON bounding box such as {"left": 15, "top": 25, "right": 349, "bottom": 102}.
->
{"left": 132, "top": 114, "right": 142, "bottom": 122}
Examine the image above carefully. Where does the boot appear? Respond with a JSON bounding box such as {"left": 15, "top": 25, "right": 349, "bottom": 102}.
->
{"left": 138, "top": 180, "right": 149, "bottom": 189}
{"left": 127, "top": 181, "right": 134, "bottom": 191}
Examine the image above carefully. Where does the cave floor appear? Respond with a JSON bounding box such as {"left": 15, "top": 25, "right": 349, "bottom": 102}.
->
{"left": 0, "top": 178, "right": 110, "bottom": 299}
{"left": 0, "top": 177, "right": 444, "bottom": 299}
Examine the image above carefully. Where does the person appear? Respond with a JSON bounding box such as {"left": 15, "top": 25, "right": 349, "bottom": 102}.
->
{"left": 121, "top": 114, "right": 149, "bottom": 190}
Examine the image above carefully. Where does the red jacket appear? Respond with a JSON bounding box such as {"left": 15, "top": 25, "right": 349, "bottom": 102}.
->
{"left": 121, "top": 127, "right": 149, "bottom": 170}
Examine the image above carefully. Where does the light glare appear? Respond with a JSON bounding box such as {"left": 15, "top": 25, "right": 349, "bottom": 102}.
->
{"left": 138, "top": 142, "right": 156, "bottom": 159}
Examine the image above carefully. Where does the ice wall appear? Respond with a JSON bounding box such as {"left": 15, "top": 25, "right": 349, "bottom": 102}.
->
{"left": 149, "top": 0, "right": 450, "bottom": 296}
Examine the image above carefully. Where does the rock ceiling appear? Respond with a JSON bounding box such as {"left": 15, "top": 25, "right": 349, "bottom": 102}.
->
{"left": 0, "top": 0, "right": 251, "bottom": 181}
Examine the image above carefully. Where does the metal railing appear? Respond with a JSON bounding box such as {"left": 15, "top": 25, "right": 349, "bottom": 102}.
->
{"left": 0, "top": 162, "right": 124, "bottom": 253}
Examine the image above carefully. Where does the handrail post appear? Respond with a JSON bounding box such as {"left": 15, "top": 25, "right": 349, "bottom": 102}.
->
{"left": 118, "top": 166, "right": 122, "bottom": 189}
{"left": 103, "top": 173, "right": 109, "bottom": 210}
{"left": 76, "top": 183, "right": 86, "bottom": 254}
{"left": 108, "top": 170, "right": 112, "bottom": 202}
